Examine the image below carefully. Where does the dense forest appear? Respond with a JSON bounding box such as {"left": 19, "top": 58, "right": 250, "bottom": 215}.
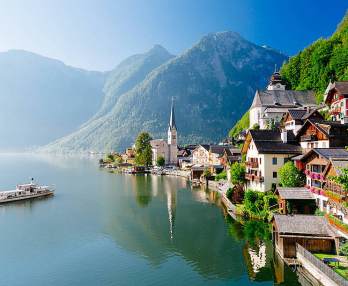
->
{"left": 229, "top": 11, "right": 348, "bottom": 138}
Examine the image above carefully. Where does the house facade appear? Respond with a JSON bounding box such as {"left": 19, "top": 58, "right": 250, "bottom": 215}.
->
{"left": 296, "top": 119, "right": 348, "bottom": 152}
{"left": 242, "top": 130, "right": 302, "bottom": 192}
{"left": 249, "top": 71, "right": 317, "bottom": 129}
{"left": 296, "top": 148, "right": 348, "bottom": 224}
{"left": 324, "top": 81, "right": 348, "bottom": 124}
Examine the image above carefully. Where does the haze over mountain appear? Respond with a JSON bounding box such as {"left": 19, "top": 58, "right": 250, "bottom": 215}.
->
{"left": 0, "top": 50, "right": 105, "bottom": 150}
{"left": 43, "top": 31, "right": 287, "bottom": 153}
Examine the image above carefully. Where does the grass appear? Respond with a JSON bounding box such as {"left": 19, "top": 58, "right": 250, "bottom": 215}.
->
{"left": 314, "top": 253, "right": 348, "bottom": 279}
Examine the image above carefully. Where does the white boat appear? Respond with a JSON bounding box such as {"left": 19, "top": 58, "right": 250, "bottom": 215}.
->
{"left": 0, "top": 182, "right": 54, "bottom": 203}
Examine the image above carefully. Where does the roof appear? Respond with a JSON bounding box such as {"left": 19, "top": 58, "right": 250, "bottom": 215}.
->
{"left": 169, "top": 98, "right": 176, "bottom": 130}
{"left": 324, "top": 81, "right": 348, "bottom": 102}
{"left": 251, "top": 90, "right": 316, "bottom": 109}
{"left": 244, "top": 130, "right": 302, "bottom": 154}
{"left": 297, "top": 120, "right": 348, "bottom": 145}
{"left": 330, "top": 159, "right": 348, "bottom": 175}
{"left": 314, "top": 148, "right": 348, "bottom": 160}
{"left": 273, "top": 215, "right": 339, "bottom": 237}
{"left": 210, "top": 145, "right": 231, "bottom": 155}
{"left": 277, "top": 187, "right": 314, "bottom": 200}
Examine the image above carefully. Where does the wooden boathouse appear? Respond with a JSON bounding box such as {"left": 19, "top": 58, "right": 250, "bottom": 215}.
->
{"left": 272, "top": 214, "right": 341, "bottom": 259}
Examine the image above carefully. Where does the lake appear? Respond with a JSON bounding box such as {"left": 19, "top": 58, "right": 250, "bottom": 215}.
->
{"left": 0, "top": 154, "right": 302, "bottom": 285}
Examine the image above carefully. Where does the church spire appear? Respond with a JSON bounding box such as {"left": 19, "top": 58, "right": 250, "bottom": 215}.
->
{"left": 169, "top": 97, "right": 176, "bottom": 130}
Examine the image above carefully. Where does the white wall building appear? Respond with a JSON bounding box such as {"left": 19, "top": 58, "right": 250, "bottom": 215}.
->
{"left": 151, "top": 100, "right": 178, "bottom": 166}
{"left": 242, "top": 130, "right": 302, "bottom": 192}
{"left": 249, "top": 71, "right": 317, "bottom": 130}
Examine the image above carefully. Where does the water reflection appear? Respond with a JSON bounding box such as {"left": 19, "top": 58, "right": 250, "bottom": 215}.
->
{"left": 103, "top": 175, "right": 246, "bottom": 280}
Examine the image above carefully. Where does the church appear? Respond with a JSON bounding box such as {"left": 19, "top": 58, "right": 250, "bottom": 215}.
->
{"left": 249, "top": 69, "right": 317, "bottom": 129}
{"left": 150, "top": 100, "right": 178, "bottom": 166}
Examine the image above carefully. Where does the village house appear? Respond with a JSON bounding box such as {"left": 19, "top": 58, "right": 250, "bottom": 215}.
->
{"left": 324, "top": 81, "right": 348, "bottom": 124}
{"left": 295, "top": 148, "right": 348, "bottom": 224}
{"left": 277, "top": 187, "right": 316, "bottom": 215}
{"left": 296, "top": 119, "right": 348, "bottom": 152}
{"left": 192, "top": 145, "right": 210, "bottom": 165}
{"left": 249, "top": 70, "right": 317, "bottom": 129}
{"left": 150, "top": 100, "right": 178, "bottom": 166}
{"left": 218, "top": 147, "right": 241, "bottom": 168}
{"left": 242, "top": 129, "right": 302, "bottom": 192}
{"left": 272, "top": 214, "right": 340, "bottom": 259}
{"left": 282, "top": 108, "right": 324, "bottom": 135}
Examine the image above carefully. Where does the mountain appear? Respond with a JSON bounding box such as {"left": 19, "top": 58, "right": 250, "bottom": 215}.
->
{"left": 87, "top": 45, "right": 174, "bottom": 122}
{"left": 43, "top": 32, "right": 287, "bottom": 153}
{"left": 0, "top": 50, "right": 105, "bottom": 150}
{"left": 229, "top": 11, "right": 348, "bottom": 138}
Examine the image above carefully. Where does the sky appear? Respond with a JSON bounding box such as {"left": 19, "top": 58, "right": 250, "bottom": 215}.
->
{"left": 0, "top": 0, "right": 347, "bottom": 71}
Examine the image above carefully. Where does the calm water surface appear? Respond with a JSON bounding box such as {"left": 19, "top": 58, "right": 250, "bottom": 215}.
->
{"left": 0, "top": 154, "right": 302, "bottom": 286}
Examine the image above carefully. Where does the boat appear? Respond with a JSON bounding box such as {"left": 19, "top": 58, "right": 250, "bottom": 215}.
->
{"left": 0, "top": 182, "right": 54, "bottom": 203}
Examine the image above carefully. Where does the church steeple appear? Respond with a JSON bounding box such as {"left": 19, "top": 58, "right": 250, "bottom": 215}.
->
{"left": 169, "top": 97, "right": 176, "bottom": 130}
{"left": 267, "top": 65, "right": 285, "bottom": 91}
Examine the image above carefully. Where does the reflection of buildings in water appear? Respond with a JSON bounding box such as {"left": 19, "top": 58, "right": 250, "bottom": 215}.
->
{"left": 248, "top": 242, "right": 267, "bottom": 273}
{"left": 191, "top": 188, "right": 221, "bottom": 206}
{"left": 166, "top": 188, "right": 176, "bottom": 240}
{"left": 164, "top": 179, "right": 177, "bottom": 240}
{"left": 242, "top": 240, "right": 274, "bottom": 282}
{"left": 151, "top": 175, "right": 159, "bottom": 197}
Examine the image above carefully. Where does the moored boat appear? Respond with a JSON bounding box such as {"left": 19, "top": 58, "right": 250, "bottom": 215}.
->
{"left": 0, "top": 182, "right": 54, "bottom": 203}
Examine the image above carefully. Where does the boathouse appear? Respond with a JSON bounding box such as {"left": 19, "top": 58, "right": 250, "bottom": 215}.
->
{"left": 272, "top": 215, "right": 340, "bottom": 259}
{"left": 277, "top": 187, "right": 316, "bottom": 214}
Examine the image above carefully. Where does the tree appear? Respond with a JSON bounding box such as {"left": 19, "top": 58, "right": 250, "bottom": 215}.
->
{"left": 156, "top": 156, "right": 165, "bottom": 167}
{"left": 135, "top": 132, "right": 153, "bottom": 166}
{"left": 203, "top": 168, "right": 212, "bottom": 178}
{"left": 340, "top": 241, "right": 348, "bottom": 258}
{"left": 331, "top": 167, "right": 348, "bottom": 192}
{"left": 230, "top": 162, "right": 246, "bottom": 185}
{"left": 278, "top": 161, "right": 306, "bottom": 187}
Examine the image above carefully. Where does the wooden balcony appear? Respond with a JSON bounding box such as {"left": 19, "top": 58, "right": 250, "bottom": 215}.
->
{"left": 246, "top": 161, "right": 258, "bottom": 168}
{"left": 245, "top": 173, "right": 264, "bottom": 182}
{"left": 324, "top": 180, "right": 346, "bottom": 198}
{"left": 300, "top": 134, "right": 318, "bottom": 142}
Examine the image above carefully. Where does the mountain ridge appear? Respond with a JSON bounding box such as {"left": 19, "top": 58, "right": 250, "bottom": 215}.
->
{"left": 42, "top": 31, "right": 287, "bottom": 153}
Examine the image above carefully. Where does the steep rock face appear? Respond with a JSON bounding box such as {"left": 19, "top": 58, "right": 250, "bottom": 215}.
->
{"left": 88, "top": 45, "right": 174, "bottom": 122}
{"left": 0, "top": 50, "right": 105, "bottom": 149}
{"left": 44, "top": 32, "right": 287, "bottom": 152}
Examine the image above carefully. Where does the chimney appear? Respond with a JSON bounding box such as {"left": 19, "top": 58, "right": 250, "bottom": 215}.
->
{"left": 281, "top": 130, "right": 288, "bottom": 143}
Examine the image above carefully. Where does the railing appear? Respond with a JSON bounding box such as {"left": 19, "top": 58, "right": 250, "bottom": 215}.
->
{"left": 245, "top": 173, "right": 264, "bottom": 182}
{"left": 330, "top": 108, "right": 341, "bottom": 115}
{"left": 246, "top": 161, "right": 258, "bottom": 168}
{"left": 296, "top": 243, "right": 348, "bottom": 286}
{"left": 300, "top": 134, "right": 318, "bottom": 142}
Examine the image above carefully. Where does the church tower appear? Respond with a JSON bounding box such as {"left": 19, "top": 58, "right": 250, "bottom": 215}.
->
{"left": 167, "top": 98, "right": 178, "bottom": 165}
{"left": 267, "top": 65, "right": 286, "bottom": 91}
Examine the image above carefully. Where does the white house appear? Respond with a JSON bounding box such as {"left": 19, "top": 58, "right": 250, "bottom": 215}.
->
{"left": 242, "top": 130, "right": 302, "bottom": 192}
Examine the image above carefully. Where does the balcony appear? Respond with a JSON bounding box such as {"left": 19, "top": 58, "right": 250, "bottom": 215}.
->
{"left": 300, "top": 134, "right": 318, "bottom": 142}
{"left": 245, "top": 173, "right": 264, "bottom": 182}
{"left": 329, "top": 108, "right": 341, "bottom": 115}
{"left": 246, "top": 161, "right": 258, "bottom": 168}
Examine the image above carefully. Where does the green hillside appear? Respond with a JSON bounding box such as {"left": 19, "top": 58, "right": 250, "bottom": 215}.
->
{"left": 281, "top": 11, "right": 348, "bottom": 101}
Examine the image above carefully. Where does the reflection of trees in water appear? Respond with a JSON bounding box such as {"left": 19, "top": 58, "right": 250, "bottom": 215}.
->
{"left": 103, "top": 175, "right": 246, "bottom": 280}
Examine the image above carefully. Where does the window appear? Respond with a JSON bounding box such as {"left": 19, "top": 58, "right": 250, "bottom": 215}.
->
{"left": 273, "top": 172, "right": 277, "bottom": 178}
{"left": 259, "top": 158, "right": 262, "bottom": 164}
{"left": 272, "top": 157, "right": 277, "bottom": 165}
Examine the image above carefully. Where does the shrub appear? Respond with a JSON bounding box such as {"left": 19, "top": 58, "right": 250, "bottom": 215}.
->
{"left": 278, "top": 161, "right": 305, "bottom": 187}
{"left": 215, "top": 170, "right": 227, "bottom": 181}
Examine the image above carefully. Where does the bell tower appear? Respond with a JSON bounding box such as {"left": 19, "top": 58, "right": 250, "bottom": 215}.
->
{"left": 167, "top": 97, "right": 178, "bottom": 165}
